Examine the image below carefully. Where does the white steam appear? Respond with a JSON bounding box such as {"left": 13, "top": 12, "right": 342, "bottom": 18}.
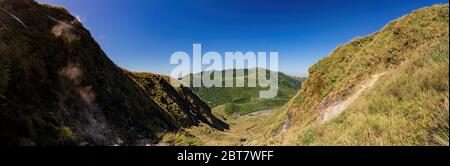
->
{"left": 58, "top": 62, "right": 112, "bottom": 144}
{"left": 59, "top": 62, "right": 82, "bottom": 84}
{"left": 49, "top": 15, "right": 79, "bottom": 43}
{"left": 78, "top": 86, "right": 96, "bottom": 106}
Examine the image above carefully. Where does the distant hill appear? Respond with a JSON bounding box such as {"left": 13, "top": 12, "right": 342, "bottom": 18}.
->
{"left": 0, "top": 0, "right": 226, "bottom": 146}
{"left": 270, "top": 4, "right": 449, "bottom": 145}
{"left": 183, "top": 68, "right": 301, "bottom": 116}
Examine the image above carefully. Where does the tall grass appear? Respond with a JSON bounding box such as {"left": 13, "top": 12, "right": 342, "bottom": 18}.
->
{"left": 270, "top": 5, "right": 449, "bottom": 146}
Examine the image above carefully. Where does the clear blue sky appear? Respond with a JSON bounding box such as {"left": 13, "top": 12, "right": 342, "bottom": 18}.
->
{"left": 37, "top": 0, "right": 448, "bottom": 76}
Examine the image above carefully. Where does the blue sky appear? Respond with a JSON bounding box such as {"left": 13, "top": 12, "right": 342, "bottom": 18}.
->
{"left": 37, "top": 0, "right": 448, "bottom": 76}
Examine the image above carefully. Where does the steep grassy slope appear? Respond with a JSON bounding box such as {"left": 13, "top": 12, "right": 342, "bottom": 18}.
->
{"left": 0, "top": 0, "right": 225, "bottom": 146}
{"left": 186, "top": 68, "right": 301, "bottom": 116}
{"left": 267, "top": 4, "right": 449, "bottom": 145}
{"left": 128, "top": 72, "right": 228, "bottom": 131}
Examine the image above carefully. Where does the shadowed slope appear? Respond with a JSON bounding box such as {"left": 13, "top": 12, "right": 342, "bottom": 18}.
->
{"left": 0, "top": 0, "right": 226, "bottom": 146}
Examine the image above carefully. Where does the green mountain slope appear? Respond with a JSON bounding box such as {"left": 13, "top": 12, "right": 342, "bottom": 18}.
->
{"left": 269, "top": 4, "right": 449, "bottom": 145}
{"left": 185, "top": 68, "right": 301, "bottom": 116}
{"left": 0, "top": 0, "right": 225, "bottom": 146}
{"left": 128, "top": 72, "right": 228, "bottom": 130}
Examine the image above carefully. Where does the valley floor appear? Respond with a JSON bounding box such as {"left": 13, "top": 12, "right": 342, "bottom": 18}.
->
{"left": 160, "top": 107, "right": 287, "bottom": 146}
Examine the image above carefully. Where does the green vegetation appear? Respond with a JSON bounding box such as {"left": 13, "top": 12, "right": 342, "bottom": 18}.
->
{"left": 56, "top": 126, "right": 77, "bottom": 145}
{"left": 186, "top": 69, "right": 301, "bottom": 116}
{"left": 266, "top": 4, "right": 449, "bottom": 146}
{"left": 128, "top": 71, "right": 228, "bottom": 130}
{"left": 221, "top": 98, "right": 288, "bottom": 115}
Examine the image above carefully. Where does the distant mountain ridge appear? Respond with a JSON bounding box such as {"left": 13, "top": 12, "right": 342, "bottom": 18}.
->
{"left": 182, "top": 68, "right": 301, "bottom": 116}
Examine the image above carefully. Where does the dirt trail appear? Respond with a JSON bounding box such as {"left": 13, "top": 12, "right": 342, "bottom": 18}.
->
{"left": 321, "top": 72, "right": 388, "bottom": 123}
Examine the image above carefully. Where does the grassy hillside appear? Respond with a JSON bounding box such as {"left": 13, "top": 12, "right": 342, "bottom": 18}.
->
{"left": 185, "top": 68, "right": 301, "bottom": 116}
{"left": 128, "top": 72, "right": 228, "bottom": 130}
{"left": 165, "top": 4, "right": 449, "bottom": 146}
{"left": 267, "top": 4, "right": 449, "bottom": 145}
{"left": 0, "top": 0, "right": 225, "bottom": 146}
